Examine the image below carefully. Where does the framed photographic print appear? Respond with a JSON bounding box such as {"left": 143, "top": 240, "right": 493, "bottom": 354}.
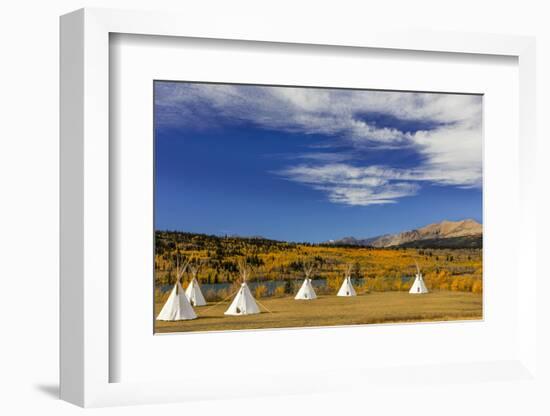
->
{"left": 60, "top": 7, "right": 539, "bottom": 409}
{"left": 152, "top": 81, "right": 484, "bottom": 334}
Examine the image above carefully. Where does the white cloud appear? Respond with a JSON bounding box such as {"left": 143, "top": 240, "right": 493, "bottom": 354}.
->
{"left": 156, "top": 84, "right": 479, "bottom": 135}
{"left": 324, "top": 183, "right": 420, "bottom": 206}
{"left": 411, "top": 124, "right": 482, "bottom": 188}
{"left": 292, "top": 152, "right": 353, "bottom": 163}
{"left": 156, "top": 82, "right": 482, "bottom": 206}
{"left": 277, "top": 164, "right": 403, "bottom": 206}
{"left": 275, "top": 164, "right": 421, "bottom": 206}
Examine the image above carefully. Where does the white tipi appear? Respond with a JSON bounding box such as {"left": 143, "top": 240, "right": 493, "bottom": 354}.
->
{"left": 337, "top": 265, "right": 357, "bottom": 297}
{"left": 157, "top": 257, "right": 197, "bottom": 321}
{"left": 295, "top": 262, "right": 317, "bottom": 300}
{"left": 224, "top": 261, "right": 260, "bottom": 316}
{"left": 409, "top": 262, "right": 429, "bottom": 294}
{"left": 185, "top": 262, "right": 207, "bottom": 306}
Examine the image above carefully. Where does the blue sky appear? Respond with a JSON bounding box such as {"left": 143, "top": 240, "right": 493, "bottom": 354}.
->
{"left": 155, "top": 82, "right": 482, "bottom": 243}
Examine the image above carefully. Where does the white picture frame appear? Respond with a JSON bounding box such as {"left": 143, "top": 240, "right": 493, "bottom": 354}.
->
{"left": 60, "top": 8, "right": 538, "bottom": 408}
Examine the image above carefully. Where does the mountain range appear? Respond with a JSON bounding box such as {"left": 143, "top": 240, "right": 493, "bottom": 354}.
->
{"left": 328, "top": 219, "right": 482, "bottom": 249}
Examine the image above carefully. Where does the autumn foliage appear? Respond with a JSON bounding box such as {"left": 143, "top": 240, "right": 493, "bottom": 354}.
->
{"left": 155, "top": 231, "right": 482, "bottom": 295}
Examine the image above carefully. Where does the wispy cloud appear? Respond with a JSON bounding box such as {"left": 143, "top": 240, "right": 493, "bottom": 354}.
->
{"left": 276, "top": 155, "right": 480, "bottom": 207}
{"left": 156, "top": 82, "right": 482, "bottom": 206}
{"left": 275, "top": 164, "right": 420, "bottom": 206}
{"left": 293, "top": 152, "right": 353, "bottom": 163}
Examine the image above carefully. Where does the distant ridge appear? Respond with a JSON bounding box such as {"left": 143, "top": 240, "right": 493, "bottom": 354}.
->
{"left": 329, "top": 219, "right": 482, "bottom": 248}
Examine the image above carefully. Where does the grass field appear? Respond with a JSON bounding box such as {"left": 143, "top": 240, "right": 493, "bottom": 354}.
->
{"left": 155, "top": 290, "right": 482, "bottom": 333}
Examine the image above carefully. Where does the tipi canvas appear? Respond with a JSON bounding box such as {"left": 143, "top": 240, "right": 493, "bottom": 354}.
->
{"left": 224, "top": 260, "right": 261, "bottom": 316}
{"left": 337, "top": 276, "right": 357, "bottom": 297}
{"left": 157, "top": 282, "right": 197, "bottom": 320}
{"left": 295, "top": 278, "right": 317, "bottom": 300}
{"left": 409, "top": 263, "right": 429, "bottom": 294}
{"left": 337, "top": 265, "right": 357, "bottom": 297}
{"left": 295, "top": 262, "right": 317, "bottom": 300}
{"left": 224, "top": 282, "right": 261, "bottom": 315}
{"left": 185, "top": 263, "right": 207, "bottom": 306}
{"left": 185, "top": 278, "right": 207, "bottom": 306}
{"left": 157, "top": 257, "right": 197, "bottom": 321}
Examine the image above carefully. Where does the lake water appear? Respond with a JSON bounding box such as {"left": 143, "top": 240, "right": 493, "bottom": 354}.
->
{"left": 158, "top": 277, "right": 373, "bottom": 296}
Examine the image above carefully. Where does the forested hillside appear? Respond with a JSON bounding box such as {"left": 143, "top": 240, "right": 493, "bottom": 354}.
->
{"left": 155, "top": 231, "right": 482, "bottom": 294}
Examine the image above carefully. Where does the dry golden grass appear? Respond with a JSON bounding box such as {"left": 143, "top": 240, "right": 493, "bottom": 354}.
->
{"left": 155, "top": 290, "right": 482, "bottom": 333}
